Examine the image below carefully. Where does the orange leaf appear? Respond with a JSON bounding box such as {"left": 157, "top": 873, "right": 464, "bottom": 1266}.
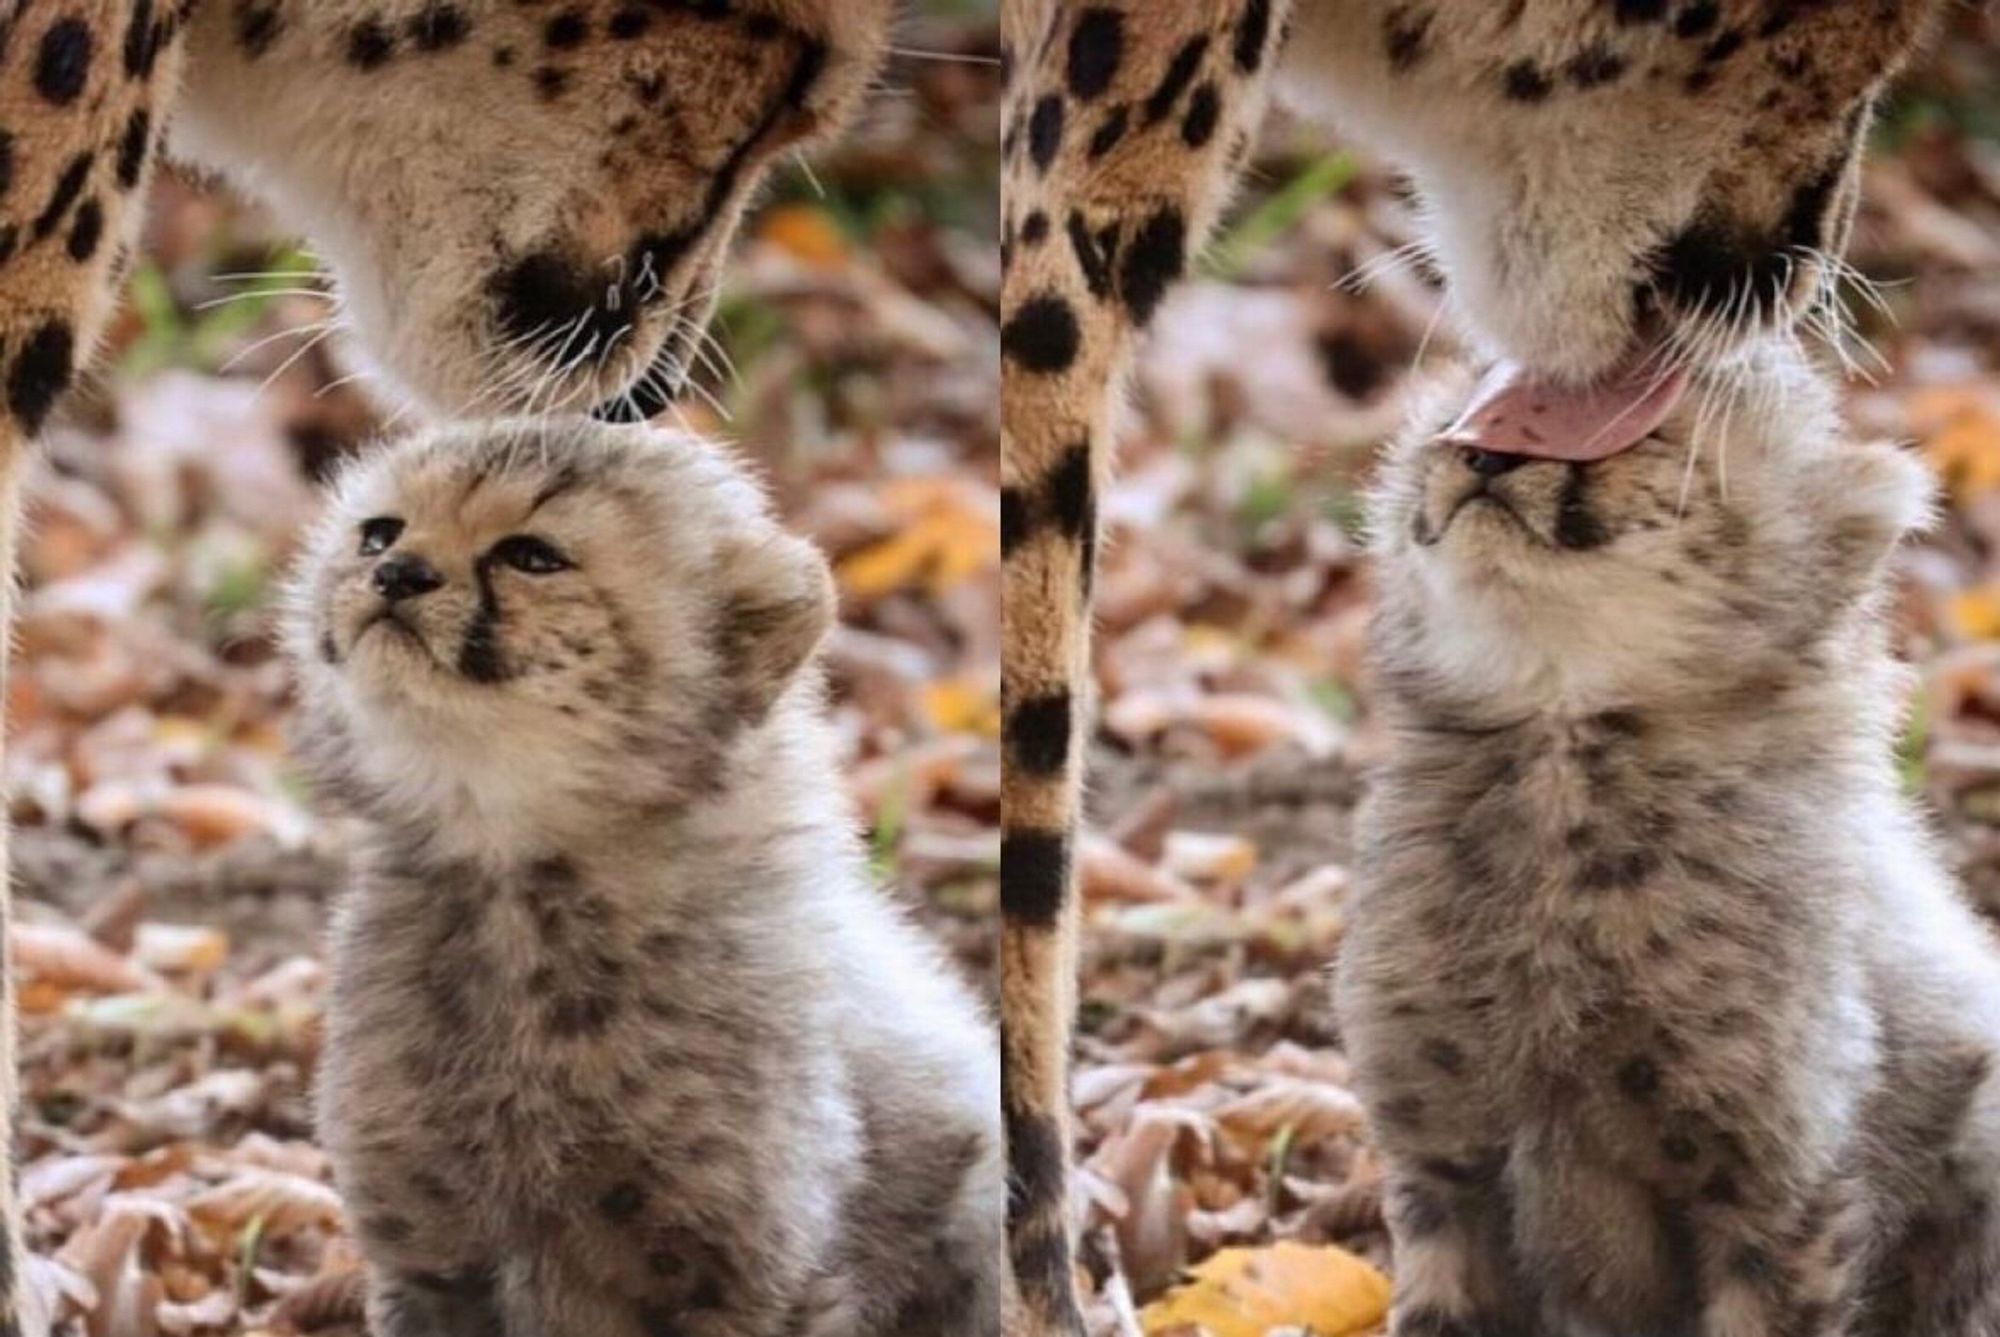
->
{"left": 758, "top": 204, "right": 849, "bottom": 269}
{"left": 1140, "top": 1241, "right": 1391, "bottom": 1337}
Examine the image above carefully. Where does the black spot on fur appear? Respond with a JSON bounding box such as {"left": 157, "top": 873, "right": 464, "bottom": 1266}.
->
{"left": 1555, "top": 468, "right": 1610, "bottom": 549}
{"left": 599, "top": 1181, "right": 646, "bottom": 1223}
{"left": 1009, "top": 693, "right": 1073, "bottom": 777}
{"left": 1674, "top": 2, "right": 1721, "bottom": 37}
{"left": 366, "top": 1215, "right": 414, "bottom": 1245}
{"left": 1067, "top": 8, "right": 1123, "bottom": 100}
{"left": 1066, "top": 212, "right": 1112, "bottom": 299}
{"left": 1615, "top": 0, "right": 1669, "bottom": 21}
{"left": 346, "top": 20, "right": 395, "bottom": 69}
{"left": 66, "top": 198, "right": 102, "bottom": 262}
{"left": 1502, "top": 60, "right": 1552, "bottom": 102}
{"left": 1048, "top": 443, "right": 1094, "bottom": 541}
{"left": 410, "top": 4, "right": 470, "bottom": 51}
{"left": 1730, "top": 1244, "right": 1782, "bottom": 1290}
{"left": 123, "top": 0, "right": 157, "bottom": 78}
{"left": 1662, "top": 1133, "right": 1700, "bottom": 1163}
{"left": 545, "top": 10, "right": 588, "bottom": 49}
{"left": 9, "top": 322, "right": 75, "bottom": 433}
{"left": 1119, "top": 207, "right": 1186, "bottom": 326}
{"left": 1146, "top": 35, "right": 1208, "bottom": 123}
{"left": 1384, "top": 5, "right": 1433, "bottom": 71}
{"left": 0, "top": 132, "right": 11, "bottom": 201}
{"left": 235, "top": 2, "right": 282, "bottom": 56}
{"left": 1234, "top": 0, "right": 1273, "bottom": 73}
{"left": 1391, "top": 1181, "right": 1450, "bottom": 1237}
{"left": 1618, "top": 1056, "right": 1661, "bottom": 1098}
{"left": 1021, "top": 211, "right": 1050, "bottom": 246}
{"left": 1089, "top": 104, "right": 1130, "bottom": 158}
{"left": 35, "top": 18, "right": 93, "bottom": 105}
{"left": 1703, "top": 1169, "right": 1742, "bottom": 1204}
{"left": 1002, "top": 294, "right": 1081, "bottom": 373}
{"left": 1420, "top": 1037, "right": 1465, "bottom": 1075}
{"left": 1701, "top": 28, "right": 1745, "bottom": 64}
{"left": 609, "top": 7, "right": 651, "bottom": 39}
{"left": 1028, "top": 94, "right": 1064, "bottom": 173}
{"left": 33, "top": 152, "right": 92, "bottom": 241}
{"left": 1182, "top": 83, "right": 1220, "bottom": 147}
{"left": 1567, "top": 44, "right": 1627, "bottom": 88}
{"left": 1005, "top": 1103, "right": 1066, "bottom": 1233}
{"left": 1380, "top": 1093, "right": 1425, "bottom": 1128}
{"left": 546, "top": 991, "right": 618, "bottom": 1038}
{"left": 116, "top": 109, "right": 151, "bottom": 190}
{"left": 1001, "top": 828, "right": 1068, "bottom": 927}
{"left": 535, "top": 66, "right": 571, "bottom": 99}
{"left": 1000, "top": 488, "right": 1028, "bottom": 556}
{"left": 1580, "top": 847, "right": 1660, "bottom": 893}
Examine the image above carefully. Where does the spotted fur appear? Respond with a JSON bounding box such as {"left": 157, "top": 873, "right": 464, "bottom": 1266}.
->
{"left": 284, "top": 421, "right": 1002, "bottom": 1337}
{"left": 1348, "top": 343, "right": 2000, "bottom": 1337}
{"left": 998, "top": 3, "right": 1943, "bottom": 1331}
{"left": 0, "top": 6, "right": 889, "bottom": 1329}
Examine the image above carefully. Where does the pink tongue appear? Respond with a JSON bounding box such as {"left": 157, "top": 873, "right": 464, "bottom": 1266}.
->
{"left": 1439, "top": 357, "right": 1690, "bottom": 462}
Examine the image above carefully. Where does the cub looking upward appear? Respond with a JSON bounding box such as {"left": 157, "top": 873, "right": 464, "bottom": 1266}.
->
{"left": 282, "top": 421, "right": 1002, "bottom": 1337}
{"left": 1345, "top": 346, "right": 2000, "bottom": 1337}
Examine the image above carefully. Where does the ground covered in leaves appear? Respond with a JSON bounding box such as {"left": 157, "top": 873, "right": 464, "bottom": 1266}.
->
{"left": 1073, "top": 19, "right": 2000, "bottom": 1337}
{"left": 9, "top": 14, "right": 1000, "bottom": 1335}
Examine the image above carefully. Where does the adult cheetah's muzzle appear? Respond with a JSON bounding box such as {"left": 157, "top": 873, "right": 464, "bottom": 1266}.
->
{"left": 489, "top": 237, "right": 693, "bottom": 419}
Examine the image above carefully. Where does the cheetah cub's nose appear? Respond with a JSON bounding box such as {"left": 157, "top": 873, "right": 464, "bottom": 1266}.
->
{"left": 1460, "top": 446, "right": 1530, "bottom": 478}
{"left": 371, "top": 553, "right": 444, "bottom": 603}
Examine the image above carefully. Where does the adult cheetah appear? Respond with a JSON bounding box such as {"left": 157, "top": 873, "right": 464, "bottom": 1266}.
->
{"left": 998, "top": 3, "right": 1944, "bottom": 1333}
{"left": 0, "top": 2, "right": 891, "bottom": 1331}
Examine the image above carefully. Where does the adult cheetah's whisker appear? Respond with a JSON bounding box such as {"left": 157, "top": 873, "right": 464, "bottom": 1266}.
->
{"left": 886, "top": 45, "right": 1002, "bottom": 66}
{"left": 1336, "top": 238, "right": 1434, "bottom": 295}
{"left": 793, "top": 153, "right": 827, "bottom": 200}
{"left": 314, "top": 367, "right": 383, "bottom": 400}
{"left": 253, "top": 323, "right": 342, "bottom": 403}
{"left": 218, "top": 319, "right": 339, "bottom": 374}
{"left": 208, "top": 270, "right": 327, "bottom": 285}
{"left": 194, "top": 287, "right": 337, "bottom": 311}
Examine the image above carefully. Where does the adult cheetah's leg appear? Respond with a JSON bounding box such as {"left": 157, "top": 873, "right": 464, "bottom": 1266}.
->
{"left": 0, "top": 5, "right": 190, "bottom": 1333}
{"left": 999, "top": 2, "right": 1289, "bottom": 1331}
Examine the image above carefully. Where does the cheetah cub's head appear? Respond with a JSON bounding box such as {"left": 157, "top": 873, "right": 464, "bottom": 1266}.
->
{"left": 1368, "top": 343, "right": 1934, "bottom": 718}
{"left": 283, "top": 421, "right": 834, "bottom": 832}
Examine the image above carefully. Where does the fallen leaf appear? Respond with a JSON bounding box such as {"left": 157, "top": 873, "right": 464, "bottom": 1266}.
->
{"left": 1138, "top": 1240, "right": 1390, "bottom": 1337}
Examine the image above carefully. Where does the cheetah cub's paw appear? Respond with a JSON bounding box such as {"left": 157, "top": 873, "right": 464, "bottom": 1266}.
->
{"left": 283, "top": 420, "right": 1002, "bottom": 1337}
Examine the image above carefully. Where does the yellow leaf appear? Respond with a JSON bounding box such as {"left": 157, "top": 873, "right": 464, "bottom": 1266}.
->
{"left": 1913, "top": 386, "right": 2000, "bottom": 500}
{"left": 1140, "top": 1241, "right": 1391, "bottom": 1337}
{"left": 838, "top": 512, "right": 997, "bottom": 598}
{"left": 1951, "top": 586, "right": 2000, "bottom": 641}
{"left": 758, "top": 204, "right": 849, "bottom": 269}
{"left": 922, "top": 677, "right": 1001, "bottom": 738}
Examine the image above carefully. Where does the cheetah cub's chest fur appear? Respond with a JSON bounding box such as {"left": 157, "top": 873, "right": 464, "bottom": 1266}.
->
{"left": 283, "top": 421, "right": 1001, "bottom": 1337}
{"left": 1345, "top": 347, "right": 2000, "bottom": 1337}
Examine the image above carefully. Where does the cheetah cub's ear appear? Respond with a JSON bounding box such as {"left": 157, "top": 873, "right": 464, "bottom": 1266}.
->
{"left": 1811, "top": 440, "right": 1938, "bottom": 593}
{"left": 716, "top": 531, "right": 838, "bottom": 723}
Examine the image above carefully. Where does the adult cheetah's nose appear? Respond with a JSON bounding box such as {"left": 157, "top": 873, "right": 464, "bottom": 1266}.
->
{"left": 1460, "top": 446, "right": 1530, "bottom": 478}
{"left": 491, "top": 250, "right": 635, "bottom": 349}
{"left": 372, "top": 553, "right": 444, "bottom": 603}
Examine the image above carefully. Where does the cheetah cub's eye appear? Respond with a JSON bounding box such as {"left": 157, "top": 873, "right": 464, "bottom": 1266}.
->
{"left": 490, "top": 535, "right": 573, "bottom": 575}
{"left": 357, "top": 517, "right": 404, "bottom": 557}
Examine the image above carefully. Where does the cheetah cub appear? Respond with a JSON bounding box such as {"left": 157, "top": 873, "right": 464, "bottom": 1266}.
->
{"left": 1344, "top": 343, "right": 2000, "bottom": 1337}
{"left": 282, "top": 421, "right": 1001, "bottom": 1337}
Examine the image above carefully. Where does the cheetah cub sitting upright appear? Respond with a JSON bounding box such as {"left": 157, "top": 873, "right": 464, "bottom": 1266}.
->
{"left": 1343, "top": 342, "right": 2000, "bottom": 1337}
{"left": 282, "top": 421, "right": 1001, "bottom": 1337}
